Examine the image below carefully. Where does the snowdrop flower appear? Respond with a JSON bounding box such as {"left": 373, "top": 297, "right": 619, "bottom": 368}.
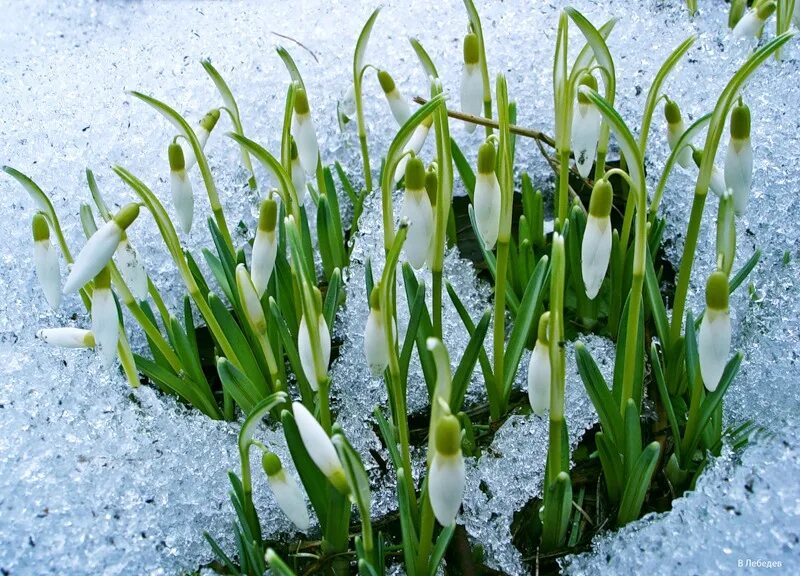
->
{"left": 337, "top": 83, "right": 356, "bottom": 130}
{"left": 664, "top": 98, "right": 692, "bottom": 169}
{"left": 37, "top": 327, "right": 95, "bottom": 349}
{"left": 400, "top": 155, "right": 434, "bottom": 269}
{"left": 724, "top": 99, "right": 752, "bottom": 216}
{"left": 394, "top": 115, "right": 433, "bottom": 182}
{"left": 292, "top": 402, "right": 348, "bottom": 494}
{"left": 115, "top": 235, "right": 148, "bottom": 301}
{"left": 698, "top": 270, "right": 731, "bottom": 392}
{"left": 716, "top": 190, "right": 736, "bottom": 275}
{"left": 64, "top": 203, "right": 140, "bottom": 294}
{"left": 581, "top": 178, "right": 613, "bottom": 299}
{"left": 378, "top": 69, "right": 411, "bottom": 126}
{"left": 183, "top": 109, "right": 221, "bottom": 171}
{"left": 363, "top": 284, "right": 396, "bottom": 378}
{"left": 291, "top": 87, "right": 319, "bottom": 173}
{"left": 235, "top": 264, "right": 266, "bottom": 334}
{"left": 692, "top": 148, "right": 727, "bottom": 198}
{"left": 571, "top": 73, "right": 601, "bottom": 178}
{"left": 32, "top": 214, "right": 61, "bottom": 310}
{"left": 261, "top": 451, "right": 310, "bottom": 531}
{"left": 290, "top": 138, "right": 307, "bottom": 205}
{"left": 91, "top": 267, "right": 118, "bottom": 369}
{"left": 460, "top": 32, "right": 482, "bottom": 132}
{"left": 473, "top": 141, "right": 501, "bottom": 249}
{"left": 732, "top": 1, "right": 776, "bottom": 39}
{"left": 251, "top": 198, "right": 278, "bottom": 298}
{"left": 168, "top": 142, "right": 194, "bottom": 233}
{"left": 298, "top": 288, "right": 331, "bottom": 390}
{"left": 428, "top": 414, "right": 465, "bottom": 526}
{"left": 527, "top": 312, "right": 551, "bottom": 415}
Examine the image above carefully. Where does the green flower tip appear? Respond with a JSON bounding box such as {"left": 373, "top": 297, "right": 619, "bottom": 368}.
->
{"left": 261, "top": 451, "right": 283, "bottom": 477}
{"left": 168, "top": 142, "right": 185, "bottom": 171}
{"left": 369, "top": 284, "right": 381, "bottom": 310}
{"left": 377, "top": 69, "right": 396, "bottom": 94}
{"left": 706, "top": 269, "right": 729, "bottom": 311}
{"left": 312, "top": 286, "right": 323, "bottom": 311}
{"left": 290, "top": 137, "right": 299, "bottom": 160}
{"left": 425, "top": 167, "right": 438, "bottom": 206}
{"left": 435, "top": 414, "right": 462, "bottom": 456}
{"left": 113, "top": 203, "right": 140, "bottom": 230}
{"left": 200, "top": 109, "right": 220, "bottom": 132}
{"left": 94, "top": 266, "right": 111, "bottom": 289}
{"left": 463, "top": 32, "right": 479, "bottom": 65}
{"left": 691, "top": 147, "right": 704, "bottom": 168}
{"left": 664, "top": 99, "right": 682, "bottom": 124}
{"left": 537, "top": 311, "right": 550, "bottom": 344}
{"left": 576, "top": 73, "right": 598, "bottom": 104}
{"left": 730, "top": 101, "right": 751, "bottom": 140}
{"left": 404, "top": 154, "right": 426, "bottom": 190}
{"left": 259, "top": 198, "right": 278, "bottom": 233}
{"left": 757, "top": 0, "right": 776, "bottom": 19}
{"left": 32, "top": 213, "right": 50, "bottom": 242}
{"left": 477, "top": 141, "right": 496, "bottom": 174}
{"left": 294, "top": 88, "right": 310, "bottom": 115}
{"left": 588, "top": 178, "right": 613, "bottom": 218}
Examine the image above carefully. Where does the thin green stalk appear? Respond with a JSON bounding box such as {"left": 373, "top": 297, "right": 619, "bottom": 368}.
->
{"left": 415, "top": 496, "right": 435, "bottom": 574}
{"left": 353, "top": 8, "right": 381, "bottom": 194}
{"left": 557, "top": 149, "right": 571, "bottom": 226}
{"left": 493, "top": 240, "right": 510, "bottom": 416}
{"left": 432, "top": 271, "right": 443, "bottom": 339}
{"left": 547, "top": 233, "right": 566, "bottom": 486}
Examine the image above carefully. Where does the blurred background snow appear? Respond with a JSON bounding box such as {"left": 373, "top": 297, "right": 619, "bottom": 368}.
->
{"left": 0, "top": 0, "right": 798, "bottom": 574}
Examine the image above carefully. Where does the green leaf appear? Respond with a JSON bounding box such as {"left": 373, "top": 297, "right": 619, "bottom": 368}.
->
{"left": 575, "top": 342, "right": 622, "bottom": 445}
{"left": 204, "top": 533, "right": 238, "bottom": 574}
{"left": 275, "top": 45, "right": 306, "bottom": 90}
{"left": 540, "top": 471, "right": 572, "bottom": 551}
{"left": 202, "top": 249, "right": 234, "bottom": 305}
{"left": 217, "top": 357, "right": 261, "bottom": 414}
{"left": 451, "top": 311, "right": 491, "bottom": 413}
{"left": 446, "top": 281, "right": 494, "bottom": 385}
{"left": 135, "top": 354, "right": 219, "bottom": 418}
{"left": 400, "top": 279, "right": 429, "bottom": 386}
{"left": 208, "top": 292, "right": 263, "bottom": 387}
{"left": 595, "top": 431, "right": 623, "bottom": 504}
{"left": 373, "top": 408, "right": 402, "bottom": 471}
{"left": 395, "top": 470, "right": 419, "bottom": 576}
{"left": 269, "top": 298, "right": 313, "bottom": 404}
{"left": 644, "top": 242, "right": 670, "bottom": 347}
{"left": 617, "top": 441, "right": 660, "bottom": 525}
{"left": 612, "top": 293, "right": 645, "bottom": 409}
{"left": 354, "top": 8, "right": 381, "bottom": 79}
{"left": 650, "top": 342, "right": 681, "bottom": 463}
{"left": 316, "top": 194, "right": 336, "bottom": 279}
{"left": 409, "top": 37, "right": 439, "bottom": 79}
{"left": 265, "top": 548, "right": 297, "bottom": 576}
{"left": 428, "top": 525, "right": 455, "bottom": 576}
{"left": 323, "top": 267, "right": 342, "bottom": 329}
{"left": 451, "top": 138, "right": 476, "bottom": 200}
{"left": 335, "top": 161, "right": 359, "bottom": 205}
{"left": 623, "top": 399, "right": 643, "bottom": 480}
{"left": 401, "top": 263, "right": 435, "bottom": 391}
{"left": 281, "top": 410, "right": 330, "bottom": 529}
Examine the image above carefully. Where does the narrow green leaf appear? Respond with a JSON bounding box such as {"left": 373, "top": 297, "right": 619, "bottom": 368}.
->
{"left": 281, "top": 410, "right": 330, "bottom": 529}
{"left": 409, "top": 37, "right": 439, "bottom": 79}
{"left": 540, "top": 471, "right": 572, "bottom": 551}
{"left": 623, "top": 399, "right": 642, "bottom": 480}
{"left": 595, "top": 431, "right": 623, "bottom": 504}
{"left": 451, "top": 311, "right": 490, "bottom": 413}
{"left": 650, "top": 342, "right": 681, "bottom": 463}
{"left": 575, "top": 342, "right": 622, "bottom": 445}
{"left": 451, "top": 138, "right": 476, "bottom": 199}
{"left": 323, "top": 268, "right": 342, "bottom": 329}
{"left": 617, "top": 441, "right": 660, "bottom": 525}
{"left": 217, "top": 357, "right": 261, "bottom": 414}
{"left": 275, "top": 45, "right": 306, "bottom": 90}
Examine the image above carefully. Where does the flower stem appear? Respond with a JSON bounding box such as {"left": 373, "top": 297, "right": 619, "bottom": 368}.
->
{"left": 493, "top": 240, "right": 510, "bottom": 416}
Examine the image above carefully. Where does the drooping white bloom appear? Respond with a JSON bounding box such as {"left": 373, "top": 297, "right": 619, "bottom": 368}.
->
{"left": 400, "top": 155, "right": 434, "bottom": 269}
{"left": 337, "top": 83, "right": 357, "bottom": 130}
{"left": 261, "top": 451, "right": 310, "bottom": 531}
{"left": 394, "top": 116, "right": 433, "bottom": 182}
{"left": 364, "top": 286, "right": 390, "bottom": 377}
{"left": 473, "top": 142, "right": 501, "bottom": 249}
{"left": 581, "top": 179, "right": 613, "bottom": 299}
{"left": 298, "top": 303, "right": 331, "bottom": 390}
{"left": 32, "top": 214, "right": 61, "bottom": 310}
{"left": 169, "top": 142, "right": 194, "bottom": 233}
{"left": 251, "top": 198, "right": 278, "bottom": 297}
{"left": 290, "top": 139, "right": 307, "bottom": 204}
{"left": 235, "top": 264, "right": 267, "bottom": 334}
{"left": 64, "top": 203, "right": 140, "bottom": 294}
{"left": 291, "top": 402, "right": 348, "bottom": 493}
{"left": 571, "top": 73, "right": 601, "bottom": 178}
{"left": 732, "top": 2, "right": 776, "bottom": 39}
{"left": 698, "top": 270, "right": 731, "bottom": 392}
{"left": 527, "top": 312, "right": 551, "bottom": 415}
{"left": 37, "top": 327, "right": 94, "bottom": 349}
{"left": 692, "top": 148, "right": 727, "bottom": 198}
{"left": 428, "top": 414, "right": 465, "bottom": 526}
{"left": 724, "top": 100, "right": 753, "bottom": 216}
{"left": 91, "top": 267, "right": 119, "bottom": 369}
{"left": 182, "top": 109, "right": 220, "bottom": 171}
{"left": 460, "top": 32, "right": 482, "bottom": 133}
{"left": 664, "top": 98, "right": 692, "bottom": 169}
{"left": 115, "top": 236, "right": 148, "bottom": 301}
{"left": 378, "top": 69, "right": 411, "bottom": 126}
{"left": 291, "top": 87, "right": 319, "bottom": 173}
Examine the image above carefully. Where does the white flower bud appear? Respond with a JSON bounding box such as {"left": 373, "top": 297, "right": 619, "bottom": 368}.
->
{"left": 378, "top": 70, "right": 411, "bottom": 126}
{"left": 298, "top": 309, "right": 331, "bottom": 391}
{"left": 251, "top": 199, "right": 278, "bottom": 297}
{"left": 290, "top": 139, "right": 307, "bottom": 205}
{"left": 428, "top": 415, "right": 464, "bottom": 526}
{"left": 400, "top": 156, "right": 434, "bottom": 269}
{"left": 460, "top": 32, "right": 482, "bottom": 133}
{"left": 664, "top": 99, "right": 692, "bottom": 169}
{"left": 394, "top": 116, "right": 433, "bottom": 183}
{"left": 291, "top": 88, "right": 319, "bottom": 173}
{"left": 724, "top": 101, "right": 752, "bottom": 216}
{"left": 168, "top": 143, "right": 194, "bottom": 233}
{"left": 181, "top": 109, "right": 220, "bottom": 171}
{"left": 581, "top": 179, "right": 613, "bottom": 299}
{"left": 91, "top": 268, "right": 118, "bottom": 369}
{"left": 364, "top": 286, "right": 390, "bottom": 377}
{"left": 473, "top": 142, "right": 501, "bottom": 249}
{"left": 236, "top": 264, "right": 266, "bottom": 334}
{"left": 32, "top": 214, "right": 61, "bottom": 310}
{"left": 262, "top": 452, "right": 310, "bottom": 531}
{"left": 37, "top": 327, "right": 95, "bottom": 349}
{"left": 527, "top": 313, "right": 551, "bottom": 415}
{"left": 291, "top": 402, "right": 348, "bottom": 493}
{"left": 571, "top": 74, "right": 601, "bottom": 178}
{"left": 698, "top": 270, "right": 731, "bottom": 392}
{"left": 732, "top": 2, "right": 775, "bottom": 39}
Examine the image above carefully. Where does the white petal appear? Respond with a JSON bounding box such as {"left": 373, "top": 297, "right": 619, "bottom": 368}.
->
{"left": 724, "top": 139, "right": 753, "bottom": 216}
{"left": 340, "top": 83, "right": 357, "bottom": 117}
{"left": 292, "top": 113, "right": 319, "bottom": 174}
{"left": 698, "top": 310, "right": 731, "bottom": 391}
{"left": 251, "top": 229, "right": 277, "bottom": 297}
{"left": 364, "top": 309, "right": 389, "bottom": 377}
{"left": 37, "top": 327, "right": 93, "bottom": 348}
{"left": 236, "top": 264, "right": 266, "bottom": 333}
{"left": 732, "top": 11, "right": 762, "bottom": 39}
{"left": 318, "top": 314, "right": 331, "bottom": 375}
{"left": 64, "top": 221, "right": 122, "bottom": 293}
{"left": 34, "top": 240, "right": 61, "bottom": 310}
{"left": 394, "top": 124, "right": 431, "bottom": 182}
{"left": 292, "top": 157, "right": 307, "bottom": 204}
{"left": 170, "top": 170, "right": 194, "bottom": 233}
{"left": 388, "top": 90, "right": 411, "bottom": 126}
{"left": 581, "top": 215, "right": 612, "bottom": 299}
{"left": 428, "top": 453, "right": 465, "bottom": 526}
{"left": 571, "top": 103, "right": 601, "bottom": 179}
{"left": 298, "top": 314, "right": 330, "bottom": 389}
{"left": 92, "top": 288, "right": 119, "bottom": 369}
{"left": 401, "top": 192, "right": 434, "bottom": 270}
{"left": 667, "top": 120, "right": 692, "bottom": 169}
{"left": 268, "top": 472, "right": 310, "bottom": 531}
{"left": 460, "top": 64, "right": 482, "bottom": 132}
{"left": 474, "top": 172, "right": 501, "bottom": 249}
{"left": 292, "top": 402, "right": 342, "bottom": 479}
{"left": 527, "top": 341, "right": 551, "bottom": 415}
{"left": 115, "top": 238, "right": 148, "bottom": 301}
{"left": 709, "top": 166, "right": 727, "bottom": 198}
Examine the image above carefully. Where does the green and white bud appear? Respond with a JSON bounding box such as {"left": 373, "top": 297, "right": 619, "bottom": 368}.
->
{"left": 692, "top": 148, "right": 727, "bottom": 198}
{"left": 716, "top": 190, "right": 736, "bottom": 276}
{"left": 183, "top": 108, "right": 220, "bottom": 170}
{"left": 251, "top": 198, "right": 278, "bottom": 297}
{"left": 298, "top": 289, "right": 331, "bottom": 390}
{"left": 378, "top": 69, "right": 411, "bottom": 126}
{"left": 571, "top": 73, "right": 602, "bottom": 178}
{"left": 460, "top": 32, "right": 482, "bottom": 132}
{"left": 337, "top": 83, "right": 357, "bottom": 130}
{"left": 664, "top": 98, "right": 692, "bottom": 169}
{"left": 291, "top": 87, "right": 319, "bottom": 173}
{"left": 291, "top": 402, "right": 349, "bottom": 494}
{"left": 581, "top": 178, "right": 613, "bottom": 299}
{"left": 698, "top": 270, "right": 731, "bottom": 392}
{"left": 32, "top": 214, "right": 61, "bottom": 310}
{"left": 364, "top": 285, "right": 390, "bottom": 377}
{"left": 261, "top": 451, "right": 310, "bottom": 532}
{"left": 91, "top": 267, "right": 118, "bottom": 369}
{"left": 473, "top": 141, "right": 501, "bottom": 249}
{"left": 394, "top": 115, "right": 433, "bottom": 182}
{"left": 400, "top": 154, "right": 434, "bottom": 270}
{"left": 290, "top": 138, "right": 307, "bottom": 205}
{"left": 115, "top": 235, "right": 148, "bottom": 301}
{"left": 724, "top": 100, "right": 752, "bottom": 216}
{"left": 728, "top": 0, "right": 746, "bottom": 29}
{"left": 64, "top": 203, "right": 139, "bottom": 294}
{"left": 169, "top": 142, "right": 194, "bottom": 233}
{"left": 428, "top": 414, "right": 465, "bottom": 526}
{"left": 732, "top": 1, "right": 776, "bottom": 39}
{"left": 527, "top": 312, "right": 552, "bottom": 415}
{"left": 236, "top": 264, "right": 266, "bottom": 334}
{"left": 37, "top": 327, "right": 95, "bottom": 349}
